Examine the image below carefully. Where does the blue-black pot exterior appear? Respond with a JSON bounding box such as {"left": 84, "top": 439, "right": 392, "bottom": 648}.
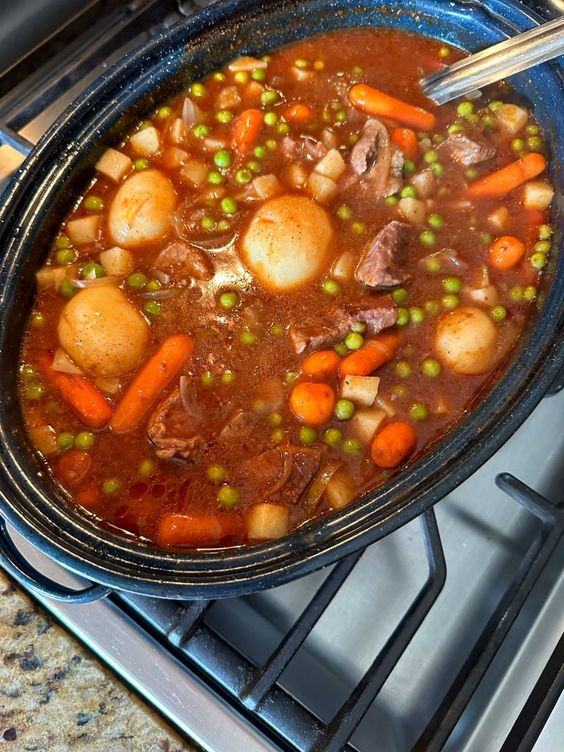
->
{"left": 0, "top": 0, "right": 562, "bottom": 599}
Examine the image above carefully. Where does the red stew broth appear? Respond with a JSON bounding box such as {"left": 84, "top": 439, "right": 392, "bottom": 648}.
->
{"left": 19, "top": 28, "right": 552, "bottom": 548}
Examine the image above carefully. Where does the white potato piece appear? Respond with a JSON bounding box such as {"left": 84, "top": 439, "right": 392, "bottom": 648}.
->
{"left": 99, "top": 246, "right": 134, "bottom": 277}
{"left": 228, "top": 56, "right": 267, "bottom": 72}
{"left": 169, "top": 117, "right": 188, "bottom": 144}
{"left": 350, "top": 407, "right": 386, "bottom": 444}
{"left": 129, "top": 126, "right": 161, "bottom": 156}
{"left": 241, "top": 195, "right": 333, "bottom": 291}
{"left": 315, "top": 149, "right": 346, "bottom": 181}
{"left": 325, "top": 469, "right": 355, "bottom": 510}
{"left": 340, "top": 375, "right": 380, "bottom": 406}
{"left": 107, "top": 169, "right": 176, "bottom": 248}
{"left": 331, "top": 250, "right": 356, "bottom": 281}
{"left": 410, "top": 170, "right": 435, "bottom": 198}
{"left": 161, "top": 146, "right": 188, "bottom": 170}
{"left": 95, "top": 148, "right": 132, "bottom": 183}
{"left": 398, "top": 197, "right": 425, "bottom": 224}
{"left": 58, "top": 286, "right": 149, "bottom": 378}
{"left": 247, "top": 503, "right": 290, "bottom": 540}
{"left": 435, "top": 306, "right": 497, "bottom": 375}
{"left": 180, "top": 159, "right": 208, "bottom": 188}
{"left": 487, "top": 206, "right": 510, "bottom": 232}
{"left": 252, "top": 174, "right": 283, "bottom": 200}
{"left": 306, "top": 172, "right": 338, "bottom": 204}
{"left": 29, "top": 424, "right": 58, "bottom": 456}
{"left": 286, "top": 162, "right": 308, "bottom": 189}
{"left": 496, "top": 104, "right": 528, "bottom": 137}
{"left": 66, "top": 215, "right": 100, "bottom": 246}
{"left": 467, "top": 284, "right": 499, "bottom": 307}
{"left": 522, "top": 181, "right": 554, "bottom": 210}
{"left": 36, "top": 265, "right": 78, "bottom": 292}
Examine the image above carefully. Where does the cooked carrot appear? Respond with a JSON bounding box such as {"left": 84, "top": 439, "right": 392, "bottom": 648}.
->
{"left": 156, "top": 512, "right": 244, "bottom": 547}
{"left": 233, "top": 108, "right": 264, "bottom": 154}
{"left": 349, "top": 84, "right": 436, "bottom": 131}
{"left": 371, "top": 421, "right": 417, "bottom": 468}
{"left": 39, "top": 353, "right": 112, "bottom": 429}
{"left": 56, "top": 451, "right": 92, "bottom": 487}
{"left": 76, "top": 484, "right": 102, "bottom": 511}
{"left": 391, "top": 128, "right": 418, "bottom": 160}
{"left": 289, "top": 381, "right": 335, "bottom": 426}
{"left": 467, "top": 153, "right": 546, "bottom": 198}
{"left": 302, "top": 350, "right": 341, "bottom": 378}
{"left": 111, "top": 334, "right": 194, "bottom": 434}
{"left": 285, "top": 103, "right": 313, "bottom": 124}
{"left": 489, "top": 235, "right": 526, "bottom": 271}
{"left": 339, "top": 333, "right": 399, "bottom": 377}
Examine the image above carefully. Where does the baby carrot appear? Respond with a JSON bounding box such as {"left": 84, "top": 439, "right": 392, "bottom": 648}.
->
{"left": 289, "top": 381, "right": 335, "bottom": 426}
{"left": 39, "top": 353, "right": 112, "bottom": 429}
{"left": 349, "top": 83, "right": 437, "bottom": 131}
{"left": 467, "top": 153, "right": 546, "bottom": 198}
{"left": 285, "top": 103, "right": 314, "bottom": 124}
{"left": 56, "top": 450, "right": 92, "bottom": 487}
{"left": 371, "top": 421, "right": 417, "bottom": 468}
{"left": 489, "top": 235, "right": 526, "bottom": 271}
{"left": 111, "top": 334, "right": 194, "bottom": 434}
{"left": 302, "top": 349, "right": 341, "bottom": 378}
{"left": 391, "top": 127, "right": 418, "bottom": 160}
{"left": 156, "top": 512, "right": 244, "bottom": 547}
{"left": 233, "top": 108, "right": 264, "bottom": 154}
{"left": 339, "top": 333, "right": 399, "bottom": 377}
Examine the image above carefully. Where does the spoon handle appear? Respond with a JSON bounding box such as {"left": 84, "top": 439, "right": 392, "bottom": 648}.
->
{"left": 421, "top": 15, "right": 564, "bottom": 105}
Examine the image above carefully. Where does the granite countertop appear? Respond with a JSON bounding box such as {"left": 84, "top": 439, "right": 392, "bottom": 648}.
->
{"left": 0, "top": 572, "right": 196, "bottom": 752}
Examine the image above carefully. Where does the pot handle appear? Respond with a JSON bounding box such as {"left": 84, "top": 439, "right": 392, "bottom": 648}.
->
{"left": 0, "top": 519, "right": 111, "bottom": 604}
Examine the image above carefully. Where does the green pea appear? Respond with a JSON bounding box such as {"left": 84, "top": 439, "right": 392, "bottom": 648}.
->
{"left": 428, "top": 213, "right": 444, "bottom": 229}
{"left": 208, "top": 170, "right": 225, "bottom": 185}
{"left": 419, "top": 230, "right": 437, "bottom": 248}
{"left": 138, "top": 459, "right": 155, "bottom": 477}
{"left": 127, "top": 272, "right": 147, "bottom": 290}
{"left": 247, "top": 159, "right": 262, "bottom": 174}
{"left": 233, "top": 71, "right": 249, "bottom": 84}
{"left": 421, "top": 358, "right": 441, "bottom": 377}
{"left": 21, "top": 364, "right": 37, "bottom": 381}
{"left": 264, "top": 111, "right": 278, "bottom": 126}
{"left": 394, "top": 360, "right": 412, "bottom": 379}
{"left": 193, "top": 124, "right": 210, "bottom": 139}
{"left": 265, "top": 139, "right": 277, "bottom": 151}
{"left": 235, "top": 168, "right": 252, "bottom": 185}
{"left": 337, "top": 204, "right": 353, "bottom": 220}
{"left": 57, "top": 432, "right": 74, "bottom": 451}
{"left": 103, "top": 479, "right": 122, "bottom": 495}
{"left": 481, "top": 114, "right": 495, "bottom": 129}
{"left": 534, "top": 240, "right": 551, "bottom": 254}
{"left": 430, "top": 162, "right": 444, "bottom": 176}
{"left": 134, "top": 158, "right": 150, "bottom": 170}
{"left": 253, "top": 145, "right": 267, "bottom": 158}
{"left": 457, "top": 101, "right": 474, "bottom": 118}
{"left": 432, "top": 133, "right": 445, "bottom": 144}
{"left": 447, "top": 123, "right": 464, "bottom": 134}
{"left": 213, "top": 72, "right": 226, "bottom": 82}
{"left": 479, "top": 231, "right": 493, "bottom": 245}
{"left": 489, "top": 305, "right": 507, "bottom": 323}
{"left": 322, "top": 279, "right": 340, "bottom": 296}
{"left": 523, "top": 286, "right": 537, "bottom": 301}
{"left": 423, "top": 150, "right": 439, "bottom": 164}
{"left": 409, "top": 306, "right": 425, "bottom": 324}
{"left": 441, "top": 294, "right": 459, "bottom": 309}
{"left": 396, "top": 307, "right": 410, "bottom": 326}
{"left": 31, "top": 312, "right": 45, "bottom": 328}
{"left": 400, "top": 185, "right": 417, "bottom": 199}
{"left": 351, "top": 221, "right": 366, "bottom": 234}
{"left": 217, "top": 484, "right": 240, "bottom": 508}
{"left": 284, "top": 370, "right": 300, "bottom": 385}
{"left": 214, "top": 149, "right": 233, "bottom": 169}
{"left": 55, "top": 234, "right": 72, "bottom": 249}
{"left": 268, "top": 412, "right": 283, "bottom": 427}
{"left": 147, "top": 280, "right": 162, "bottom": 292}
{"left": 251, "top": 69, "right": 266, "bottom": 81}
{"left": 465, "top": 167, "right": 479, "bottom": 180}
{"left": 527, "top": 136, "right": 543, "bottom": 151}
{"left": 335, "top": 399, "right": 355, "bottom": 421}
{"left": 530, "top": 252, "right": 547, "bottom": 270}
{"left": 425, "top": 300, "right": 440, "bottom": 315}
{"left": 277, "top": 122, "right": 291, "bottom": 136}
{"left": 417, "top": 131, "right": 428, "bottom": 141}
{"left": 442, "top": 276, "right": 462, "bottom": 294}
{"left": 270, "top": 324, "right": 285, "bottom": 337}
{"left": 294, "top": 58, "right": 309, "bottom": 68}
{"left": 155, "top": 105, "right": 172, "bottom": 119}
{"left": 334, "top": 343, "right": 349, "bottom": 357}
{"left": 81, "top": 262, "right": 104, "bottom": 279}
{"left": 220, "top": 369, "right": 236, "bottom": 386}
{"left": 56, "top": 248, "right": 76, "bottom": 265}
{"left": 403, "top": 159, "right": 416, "bottom": 174}
{"left": 323, "top": 427, "right": 343, "bottom": 447}
{"left": 201, "top": 371, "right": 215, "bottom": 388}
{"left": 220, "top": 197, "right": 238, "bottom": 215}
{"left": 385, "top": 194, "right": 399, "bottom": 206}
{"left": 511, "top": 138, "right": 526, "bottom": 152}
{"left": 201, "top": 216, "right": 217, "bottom": 231}
{"left": 216, "top": 110, "right": 233, "bottom": 124}
{"left": 190, "top": 82, "right": 206, "bottom": 98}
{"left": 72, "top": 431, "right": 95, "bottom": 451}
{"left": 409, "top": 402, "right": 429, "bottom": 421}
{"left": 344, "top": 332, "right": 364, "bottom": 350}
{"left": 315, "top": 60, "right": 327, "bottom": 71}
{"left": 509, "top": 285, "right": 523, "bottom": 302}
{"left": 351, "top": 321, "right": 367, "bottom": 334}
{"left": 526, "top": 124, "right": 540, "bottom": 136}
{"left": 488, "top": 100, "right": 503, "bottom": 112}
{"left": 343, "top": 438, "right": 363, "bottom": 456}
{"left": 143, "top": 301, "right": 161, "bottom": 317}
{"left": 438, "top": 46, "right": 450, "bottom": 59}
{"left": 298, "top": 426, "right": 318, "bottom": 446}
{"left": 424, "top": 256, "right": 442, "bottom": 274}
{"left": 59, "top": 279, "right": 77, "bottom": 298}
{"left": 538, "top": 224, "right": 552, "bottom": 240}
{"left": 239, "top": 330, "right": 257, "bottom": 345}
{"left": 260, "top": 90, "right": 278, "bottom": 106}
{"left": 83, "top": 195, "right": 104, "bottom": 212}
{"left": 271, "top": 428, "right": 285, "bottom": 444}
{"left": 207, "top": 464, "right": 226, "bottom": 483}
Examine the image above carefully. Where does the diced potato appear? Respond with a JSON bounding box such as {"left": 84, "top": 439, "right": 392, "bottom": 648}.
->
{"left": 161, "top": 146, "right": 188, "bottom": 170}
{"left": 99, "top": 246, "right": 134, "bottom": 277}
{"left": 487, "top": 206, "right": 510, "bottom": 232}
{"left": 306, "top": 172, "right": 338, "bottom": 204}
{"left": 217, "top": 85, "right": 241, "bottom": 110}
{"left": 66, "top": 215, "right": 100, "bottom": 246}
{"left": 432, "top": 394, "right": 451, "bottom": 415}
{"left": 398, "top": 197, "right": 425, "bottom": 224}
{"left": 204, "top": 136, "right": 228, "bottom": 151}
{"left": 129, "top": 126, "right": 161, "bottom": 156}
{"left": 36, "top": 264, "right": 79, "bottom": 292}
{"left": 331, "top": 250, "right": 356, "bottom": 281}
{"left": 95, "top": 376, "right": 121, "bottom": 395}
{"left": 315, "top": 149, "right": 346, "bottom": 181}
{"left": 252, "top": 174, "right": 283, "bottom": 200}
{"left": 29, "top": 425, "right": 58, "bottom": 456}
{"left": 522, "top": 181, "right": 554, "bottom": 210}
{"left": 340, "top": 375, "right": 380, "bottom": 406}
{"left": 169, "top": 117, "right": 188, "bottom": 145}
{"left": 374, "top": 395, "right": 397, "bottom": 418}
{"left": 286, "top": 162, "right": 308, "bottom": 189}
{"left": 350, "top": 407, "right": 387, "bottom": 444}
{"left": 325, "top": 469, "right": 355, "bottom": 510}
{"left": 228, "top": 56, "right": 267, "bottom": 72}
{"left": 245, "top": 81, "right": 265, "bottom": 101}
{"left": 292, "top": 66, "right": 314, "bottom": 82}
{"left": 321, "top": 128, "right": 338, "bottom": 151}
{"left": 496, "top": 104, "right": 528, "bottom": 137}
{"left": 467, "top": 284, "right": 499, "bottom": 307}
{"left": 247, "top": 503, "right": 290, "bottom": 540}
{"left": 180, "top": 159, "right": 208, "bottom": 188}
{"left": 52, "top": 348, "right": 82, "bottom": 375}
{"left": 95, "top": 148, "right": 132, "bottom": 183}
{"left": 410, "top": 170, "right": 436, "bottom": 198}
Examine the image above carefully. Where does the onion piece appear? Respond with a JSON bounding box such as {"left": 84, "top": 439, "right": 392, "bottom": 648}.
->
{"left": 189, "top": 232, "right": 236, "bottom": 252}
{"left": 179, "top": 376, "right": 204, "bottom": 420}
{"left": 73, "top": 276, "right": 119, "bottom": 289}
{"left": 228, "top": 56, "right": 267, "bottom": 72}
{"left": 182, "top": 97, "right": 203, "bottom": 125}
{"left": 52, "top": 348, "right": 83, "bottom": 375}
{"left": 266, "top": 451, "right": 294, "bottom": 496}
{"left": 152, "top": 270, "right": 171, "bottom": 285}
{"left": 302, "top": 460, "right": 343, "bottom": 514}
{"left": 137, "top": 288, "right": 181, "bottom": 300}
{"left": 374, "top": 395, "right": 396, "bottom": 418}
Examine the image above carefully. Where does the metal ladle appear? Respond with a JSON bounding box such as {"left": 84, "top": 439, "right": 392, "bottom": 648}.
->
{"left": 420, "top": 15, "right": 564, "bottom": 104}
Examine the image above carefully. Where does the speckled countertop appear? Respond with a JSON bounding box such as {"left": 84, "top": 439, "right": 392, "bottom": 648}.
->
{"left": 0, "top": 572, "right": 196, "bottom": 751}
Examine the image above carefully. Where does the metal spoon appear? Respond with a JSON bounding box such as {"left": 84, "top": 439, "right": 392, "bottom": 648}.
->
{"left": 421, "top": 15, "right": 564, "bottom": 105}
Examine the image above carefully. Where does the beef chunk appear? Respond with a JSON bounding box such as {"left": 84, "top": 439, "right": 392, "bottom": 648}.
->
{"left": 439, "top": 133, "right": 496, "bottom": 166}
{"left": 289, "top": 296, "right": 397, "bottom": 354}
{"left": 153, "top": 240, "right": 213, "bottom": 284}
{"left": 280, "top": 135, "right": 327, "bottom": 162}
{"left": 218, "top": 409, "right": 259, "bottom": 445}
{"left": 341, "top": 118, "right": 403, "bottom": 199}
{"left": 147, "top": 387, "right": 204, "bottom": 462}
{"left": 355, "top": 221, "right": 412, "bottom": 289}
{"left": 237, "top": 445, "right": 323, "bottom": 505}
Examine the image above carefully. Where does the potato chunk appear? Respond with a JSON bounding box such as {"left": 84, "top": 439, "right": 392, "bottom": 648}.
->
{"left": 522, "top": 181, "right": 554, "bottom": 210}
{"left": 247, "top": 503, "right": 290, "bottom": 540}
{"left": 58, "top": 287, "right": 149, "bottom": 378}
{"left": 129, "top": 126, "right": 161, "bottom": 156}
{"left": 435, "top": 306, "right": 497, "bottom": 375}
{"left": 107, "top": 169, "right": 176, "bottom": 248}
{"left": 66, "top": 215, "right": 100, "bottom": 246}
{"left": 95, "top": 148, "right": 132, "bottom": 183}
{"left": 241, "top": 195, "right": 333, "bottom": 291}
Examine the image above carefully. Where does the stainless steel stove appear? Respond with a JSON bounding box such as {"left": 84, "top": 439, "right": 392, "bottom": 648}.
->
{"left": 0, "top": 2, "right": 562, "bottom": 751}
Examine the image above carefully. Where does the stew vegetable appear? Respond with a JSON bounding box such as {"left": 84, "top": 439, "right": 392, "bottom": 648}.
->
{"left": 19, "top": 29, "right": 555, "bottom": 548}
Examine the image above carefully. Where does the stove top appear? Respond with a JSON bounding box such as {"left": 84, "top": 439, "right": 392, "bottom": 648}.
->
{"left": 0, "top": 2, "right": 562, "bottom": 750}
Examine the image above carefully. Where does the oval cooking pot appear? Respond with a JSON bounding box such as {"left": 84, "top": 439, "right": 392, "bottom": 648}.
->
{"left": 0, "top": 0, "right": 562, "bottom": 601}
